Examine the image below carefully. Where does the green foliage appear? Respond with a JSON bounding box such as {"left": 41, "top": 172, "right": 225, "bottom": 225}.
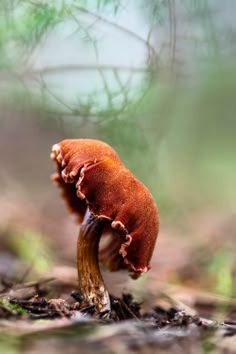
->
{"left": 82, "top": 0, "right": 124, "bottom": 13}
{"left": 0, "top": 0, "right": 152, "bottom": 121}
{"left": 208, "top": 248, "right": 234, "bottom": 297}
{"left": 0, "top": 299, "right": 26, "bottom": 315}
{"left": 134, "top": 62, "right": 236, "bottom": 211}
{"left": 0, "top": 2, "right": 62, "bottom": 68}
{"left": 10, "top": 229, "right": 53, "bottom": 274}
{"left": 138, "top": 0, "right": 169, "bottom": 26}
{"left": 19, "top": 4, "right": 62, "bottom": 50}
{"left": 0, "top": 334, "right": 20, "bottom": 354}
{"left": 0, "top": 0, "right": 125, "bottom": 67}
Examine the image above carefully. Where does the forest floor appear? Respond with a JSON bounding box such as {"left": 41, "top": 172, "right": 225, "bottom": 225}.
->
{"left": 0, "top": 269, "right": 236, "bottom": 354}
{"left": 1, "top": 208, "right": 236, "bottom": 353}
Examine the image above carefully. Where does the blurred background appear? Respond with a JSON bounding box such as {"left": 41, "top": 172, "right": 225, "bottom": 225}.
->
{"left": 0, "top": 0, "right": 235, "bottom": 302}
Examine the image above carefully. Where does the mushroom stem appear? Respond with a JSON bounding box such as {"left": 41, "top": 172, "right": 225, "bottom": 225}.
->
{"left": 77, "top": 207, "right": 111, "bottom": 314}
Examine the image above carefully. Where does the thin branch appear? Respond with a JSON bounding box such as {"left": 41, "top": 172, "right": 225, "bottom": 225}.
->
{"left": 167, "top": 0, "right": 177, "bottom": 76}
{"left": 147, "top": 27, "right": 153, "bottom": 45}
{"left": 145, "top": 13, "right": 158, "bottom": 68}
{"left": 73, "top": 5, "right": 157, "bottom": 58}
{"left": 34, "top": 69, "right": 141, "bottom": 123}
{"left": 113, "top": 69, "right": 132, "bottom": 108}
{"left": 167, "top": 0, "right": 173, "bottom": 61}
{"left": 69, "top": 11, "right": 100, "bottom": 60}
{"left": 27, "top": 64, "right": 148, "bottom": 78}
{"left": 36, "top": 75, "right": 76, "bottom": 114}
{"left": 98, "top": 69, "right": 113, "bottom": 108}
{"left": 171, "top": 0, "right": 177, "bottom": 74}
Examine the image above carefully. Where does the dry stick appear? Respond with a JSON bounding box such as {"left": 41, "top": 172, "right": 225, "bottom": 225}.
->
{"left": 0, "top": 278, "right": 54, "bottom": 299}
{"left": 158, "top": 283, "right": 236, "bottom": 308}
{"left": 119, "top": 299, "right": 140, "bottom": 321}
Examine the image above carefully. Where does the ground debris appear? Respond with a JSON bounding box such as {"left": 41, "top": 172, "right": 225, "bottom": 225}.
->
{"left": 9, "top": 296, "right": 72, "bottom": 319}
{"left": 0, "top": 278, "right": 236, "bottom": 354}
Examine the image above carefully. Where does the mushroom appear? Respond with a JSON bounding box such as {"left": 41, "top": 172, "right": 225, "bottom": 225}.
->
{"left": 51, "top": 139, "right": 159, "bottom": 315}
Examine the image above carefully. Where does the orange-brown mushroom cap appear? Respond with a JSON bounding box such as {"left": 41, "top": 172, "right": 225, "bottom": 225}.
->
{"left": 51, "top": 139, "right": 159, "bottom": 278}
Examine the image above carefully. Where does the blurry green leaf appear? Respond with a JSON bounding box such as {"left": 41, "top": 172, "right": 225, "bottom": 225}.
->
{"left": 11, "top": 229, "right": 52, "bottom": 274}
{"left": 208, "top": 249, "right": 234, "bottom": 297}
{"left": 0, "top": 334, "right": 20, "bottom": 354}
{"left": 16, "top": 4, "right": 62, "bottom": 50}
{"left": 0, "top": 299, "right": 26, "bottom": 315}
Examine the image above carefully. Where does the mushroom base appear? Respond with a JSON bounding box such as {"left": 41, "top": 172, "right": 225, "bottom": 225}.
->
{"left": 77, "top": 208, "right": 111, "bottom": 314}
